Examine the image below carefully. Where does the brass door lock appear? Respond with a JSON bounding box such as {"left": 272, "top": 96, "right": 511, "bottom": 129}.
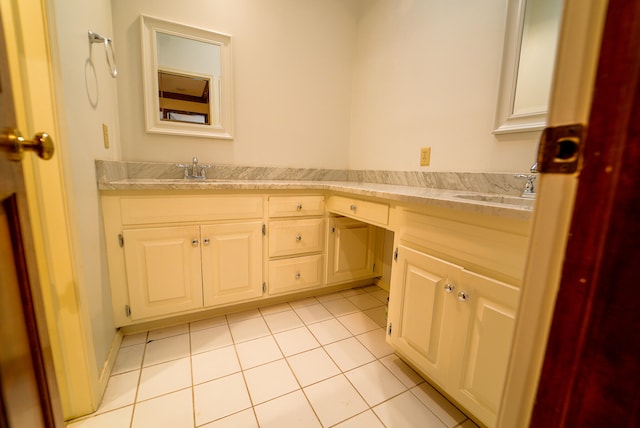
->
{"left": 537, "top": 124, "right": 585, "bottom": 173}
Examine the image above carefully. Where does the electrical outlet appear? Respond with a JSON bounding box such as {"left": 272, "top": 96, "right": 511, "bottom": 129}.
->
{"left": 420, "top": 147, "right": 431, "bottom": 166}
{"left": 102, "top": 124, "right": 110, "bottom": 149}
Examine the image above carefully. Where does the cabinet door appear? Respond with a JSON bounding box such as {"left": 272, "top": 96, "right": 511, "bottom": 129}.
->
{"left": 387, "top": 245, "right": 462, "bottom": 384}
{"left": 449, "top": 270, "right": 519, "bottom": 427}
{"left": 123, "top": 226, "right": 203, "bottom": 320}
{"left": 326, "top": 217, "right": 380, "bottom": 284}
{"left": 202, "top": 222, "right": 263, "bottom": 307}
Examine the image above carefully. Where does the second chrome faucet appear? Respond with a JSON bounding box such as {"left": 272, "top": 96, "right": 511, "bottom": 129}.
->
{"left": 515, "top": 162, "right": 538, "bottom": 198}
{"left": 176, "top": 156, "right": 211, "bottom": 179}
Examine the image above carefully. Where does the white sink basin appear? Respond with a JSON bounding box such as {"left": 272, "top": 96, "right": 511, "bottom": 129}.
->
{"left": 454, "top": 194, "right": 535, "bottom": 208}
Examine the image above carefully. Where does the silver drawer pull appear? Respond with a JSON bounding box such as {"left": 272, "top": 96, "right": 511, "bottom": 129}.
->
{"left": 296, "top": 234, "right": 302, "bottom": 242}
{"left": 350, "top": 204, "right": 357, "bottom": 211}
{"left": 203, "top": 237, "right": 210, "bottom": 246}
{"left": 295, "top": 272, "right": 301, "bottom": 279}
{"left": 296, "top": 203, "right": 303, "bottom": 211}
{"left": 457, "top": 291, "right": 468, "bottom": 302}
{"left": 444, "top": 283, "right": 455, "bottom": 293}
{"left": 192, "top": 238, "right": 199, "bottom": 247}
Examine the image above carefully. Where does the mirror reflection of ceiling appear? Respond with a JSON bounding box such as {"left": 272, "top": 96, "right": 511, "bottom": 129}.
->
{"left": 156, "top": 32, "right": 221, "bottom": 77}
{"left": 158, "top": 71, "right": 209, "bottom": 101}
{"left": 158, "top": 71, "right": 211, "bottom": 124}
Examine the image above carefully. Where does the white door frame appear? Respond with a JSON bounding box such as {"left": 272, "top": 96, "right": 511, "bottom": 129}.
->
{"left": 498, "top": 1, "right": 610, "bottom": 426}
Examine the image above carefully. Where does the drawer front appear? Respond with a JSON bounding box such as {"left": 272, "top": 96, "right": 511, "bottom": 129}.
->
{"left": 268, "top": 254, "right": 324, "bottom": 295}
{"left": 269, "top": 218, "right": 324, "bottom": 258}
{"left": 268, "top": 195, "right": 325, "bottom": 217}
{"left": 120, "top": 195, "right": 264, "bottom": 225}
{"left": 328, "top": 195, "right": 389, "bottom": 226}
{"left": 400, "top": 210, "right": 529, "bottom": 284}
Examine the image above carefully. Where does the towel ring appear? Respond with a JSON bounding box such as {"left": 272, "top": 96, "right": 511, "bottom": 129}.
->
{"left": 88, "top": 31, "right": 118, "bottom": 78}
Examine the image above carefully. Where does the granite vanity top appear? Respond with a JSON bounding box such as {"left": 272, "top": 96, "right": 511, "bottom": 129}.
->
{"left": 96, "top": 161, "right": 535, "bottom": 220}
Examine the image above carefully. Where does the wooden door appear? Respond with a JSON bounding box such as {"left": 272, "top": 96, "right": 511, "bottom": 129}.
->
{"left": 0, "top": 7, "right": 63, "bottom": 427}
{"left": 387, "top": 245, "right": 461, "bottom": 385}
{"left": 123, "top": 226, "right": 203, "bottom": 320}
{"left": 531, "top": 0, "right": 640, "bottom": 425}
{"left": 201, "top": 222, "right": 263, "bottom": 307}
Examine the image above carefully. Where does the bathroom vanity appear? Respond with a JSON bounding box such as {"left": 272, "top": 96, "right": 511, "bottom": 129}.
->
{"left": 98, "top": 162, "right": 532, "bottom": 427}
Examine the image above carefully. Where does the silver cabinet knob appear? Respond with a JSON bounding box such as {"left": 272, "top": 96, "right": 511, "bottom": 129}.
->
{"left": 203, "top": 237, "right": 210, "bottom": 246}
{"left": 295, "top": 234, "right": 302, "bottom": 242}
{"left": 457, "top": 291, "right": 468, "bottom": 302}
{"left": 444, "top": 283, "right": 455, "bottom": 293}
{"left": 192, "top": 238, "right": 199, "bottom": 247}
{"left": 350, "top": 204, "right": 357, "bottom": 211}
{"left": 295, "top": 272, "right": 301, "bottom": 279}
{"left": 296, "top": 203, "right": 303, "bottom": 211}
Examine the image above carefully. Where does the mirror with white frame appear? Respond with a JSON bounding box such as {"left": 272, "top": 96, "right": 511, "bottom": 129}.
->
{"left": 494, "top": 0, "right": 563, "bottom": 134}
{"left": 140, "top": 15, "right": 233, "bottom": 139}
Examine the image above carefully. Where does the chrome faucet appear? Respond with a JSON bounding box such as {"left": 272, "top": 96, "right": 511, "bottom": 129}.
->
{"left": 515, "top": 162, "right": 538, "bottom": 198}
{"left": 176, "top": 156, "right": 211, "bottom": 179}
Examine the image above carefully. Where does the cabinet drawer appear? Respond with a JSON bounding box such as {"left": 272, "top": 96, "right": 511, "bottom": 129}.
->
{"left": 400, "top": 210, "right": 529, "bottom": 283}
{"left": 268, "top": 254, "right": 324, "bottom": 295}
{"left": 269, "top": 218, "right": 324, "bottom": 258}
{"left": 120, "top": 195, "right": 264, "bottom": 225}
{"left": 269, "top": 195, "right": 325, "bottom": 217}
{"left": 328, "top": 195, "right": 389, "bottom": 226}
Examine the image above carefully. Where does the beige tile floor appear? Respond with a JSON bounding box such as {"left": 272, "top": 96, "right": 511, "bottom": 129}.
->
{"left": 66, "top": 285, "right": 479, "bottom": 428}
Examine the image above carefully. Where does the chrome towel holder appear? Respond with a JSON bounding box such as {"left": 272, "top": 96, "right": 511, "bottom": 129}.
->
{"left": 88, "top": 30, "right": 117, "bottom": 78}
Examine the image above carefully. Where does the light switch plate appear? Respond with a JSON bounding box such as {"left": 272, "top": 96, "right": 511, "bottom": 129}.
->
{"left": 420, "top": 147, "right": 431, "bottom": 166}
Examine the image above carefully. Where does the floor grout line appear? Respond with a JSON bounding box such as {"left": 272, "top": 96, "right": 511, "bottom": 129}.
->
{"left": 68, "top": 286, "right": 475, "bottom": 428}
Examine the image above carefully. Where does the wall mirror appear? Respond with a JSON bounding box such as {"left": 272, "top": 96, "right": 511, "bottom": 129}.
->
{"left": 494, "top": 0, "right": 563, "bottom": 134}
{"left": 140, "top": 15, "right": 233, "bottom": 139}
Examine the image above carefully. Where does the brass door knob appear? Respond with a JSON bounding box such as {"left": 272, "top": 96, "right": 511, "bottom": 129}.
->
{"left": 1, "top": 127, "right": 54, "bottom": 161}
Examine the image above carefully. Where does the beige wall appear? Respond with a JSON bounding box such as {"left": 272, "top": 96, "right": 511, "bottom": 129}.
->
{"left": 49, "top": 0, "right": 120, "bottom": 382}
{"left": 112, "top": 0, "right": 541, "bottom": 173}
{"left": 112, "top": 0, "right": 358, "bottom": 168}
{"left": 349, "top": 0, "right": 540, "bottom": 172}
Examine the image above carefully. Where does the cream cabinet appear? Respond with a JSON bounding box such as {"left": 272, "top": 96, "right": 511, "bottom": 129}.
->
{"left": 102, "top": 194, "right": 266, "bottom": 325}
{"left": 123, "top": 226, "right": 203, "bottom": 320}
{"left": 386, "top": 246, "right": 460, "bottom": 385}
{"left": 387, "top": 203, "right": 529, "bottom": 427}
{"left": 387, "top": 244, "right": 518, "bottom": 427}
{"left": 326, "top": 216, "right": 383, "bottom": 285}
{"left": 327, "top": 194, "right": 389, "bottom": 228}
{"left": 449, "top": 269, "right": 519, "bottom": 426}
{"left": 267, "top": 195, "right": 325, "bottom": 296}
{"left": 201, "top": 222, "right": 263, "bottom": 307}
{"left": 122, "top": 222, "right": 263, "bottom": 320}
{"left": 103, "top": 192, "right": 389, "bottom": 325}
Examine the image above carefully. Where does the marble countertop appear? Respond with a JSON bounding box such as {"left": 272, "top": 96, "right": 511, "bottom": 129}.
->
{"left": 98, "top": 178, "right": 535, "bottom": 220}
